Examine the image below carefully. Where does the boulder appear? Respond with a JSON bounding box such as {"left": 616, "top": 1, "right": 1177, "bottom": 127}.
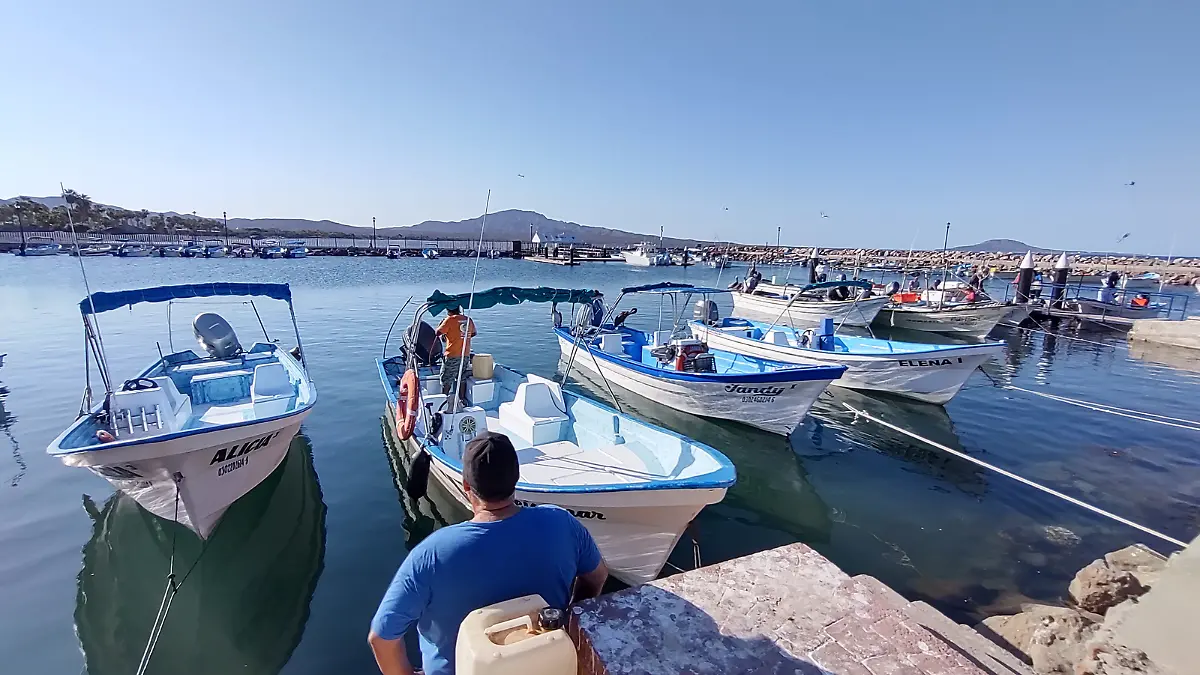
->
{"left": 979, "top": 604, "right": 1099, "bottom": 673}
{"left": 1103, "top": 545, "right": 1167, "bottom": 589}
{"left": 1069, "top": 560, "right": 1147, "bottom": 615}
{"left": 1074, "top": 622, "right": 1172, "bottom": 675}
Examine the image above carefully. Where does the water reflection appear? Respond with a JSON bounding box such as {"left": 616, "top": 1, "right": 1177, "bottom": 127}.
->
{"left": 809, "top": 387, "right": 987, "bottom": 497}
{"left": 74, "top": 436, "right": 326, "bottom": 675}
{"left": 378, "top": 413, "right": 462, "bottom": 548}
{"left": 0, "top": 377, "right": 26, "bottom": 487}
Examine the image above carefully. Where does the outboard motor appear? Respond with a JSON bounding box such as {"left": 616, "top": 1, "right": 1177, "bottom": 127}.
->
{"left": 193, "top": 313, "right": 243, "bottom": 359}
{"left": 406, "top": 320, "right": 443, "bottom": 367}
{"left": 693, "top": 299, "right": 719, "bottom": 324}
{"left": 886, "top": 281, "right": 901, "bottom": 296}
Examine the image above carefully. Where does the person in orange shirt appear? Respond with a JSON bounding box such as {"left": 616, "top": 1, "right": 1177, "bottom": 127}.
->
{"left": 435, "top": 306, "right": 477, "bottom": 402}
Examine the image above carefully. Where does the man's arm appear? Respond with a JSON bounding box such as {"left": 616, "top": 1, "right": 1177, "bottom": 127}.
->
{"left": 368, "top": 632, "right": 420, "bottom": 675}
{"left": 571, "top": 559, "right": 609, "bottom": 604}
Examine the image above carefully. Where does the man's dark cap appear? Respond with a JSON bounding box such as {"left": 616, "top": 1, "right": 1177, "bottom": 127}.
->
{"left": 463, "top": 431, "right": 519, "bottom": 501}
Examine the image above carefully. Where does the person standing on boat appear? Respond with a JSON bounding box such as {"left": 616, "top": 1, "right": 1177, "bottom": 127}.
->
{"left": 368, "top": 432, "right": 609, "bottom": 675}
{"left": 435, "top": 306, "right": 476, "bottom": 403}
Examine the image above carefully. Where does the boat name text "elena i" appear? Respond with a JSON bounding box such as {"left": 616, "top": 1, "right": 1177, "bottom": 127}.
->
{"left": 210, "top": 431, "right": 281, "bottom": 477}
{"left": 514, "top": 499, "right": 607, "bottom": 520}
{"left": 896, "top": 357, "right": 964, "bottom": 367}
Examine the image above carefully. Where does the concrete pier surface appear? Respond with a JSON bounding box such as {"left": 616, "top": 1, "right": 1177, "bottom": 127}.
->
{"left": 568, "top": 543, "right": 1032, "bottom": 675}
{"left": 1128, "top": 317, "right": 1200, "bottom": 351}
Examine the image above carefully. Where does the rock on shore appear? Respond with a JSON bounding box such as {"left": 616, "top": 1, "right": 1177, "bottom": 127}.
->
{"left": 976, "top": 545, "right": 1172, "bottom": 674}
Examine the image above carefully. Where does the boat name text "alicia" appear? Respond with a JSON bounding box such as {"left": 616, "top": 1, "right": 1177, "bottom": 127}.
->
{"left": 210, "top": 431, "right": 281, "bottom": 477}
{"left": 896, "top": 357, "right": 964, "bottom": 367}
{"left": 515, "top": 499, "right": 607, "bottom": 520}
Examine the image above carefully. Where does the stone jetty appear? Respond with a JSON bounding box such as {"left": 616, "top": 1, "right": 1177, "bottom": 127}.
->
{"left": 569, "top": 542, "right": 1033, "bottom": 675}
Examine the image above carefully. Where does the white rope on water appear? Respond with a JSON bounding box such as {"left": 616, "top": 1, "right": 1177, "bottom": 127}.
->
{"left": 842, "top": 403, "right": 1189, "bottom": 549}
{"left": 1004, "top": 385, "right": 1200, "bottom": 432}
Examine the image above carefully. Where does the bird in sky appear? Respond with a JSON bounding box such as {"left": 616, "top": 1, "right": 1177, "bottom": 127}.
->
{"left": 517, "top": 174, "right": 525, "bottom": 178}
{"left": 820, "top": 211, "right": 829, "bottom": 218}
{"left": 723, "top": 207, "right": 729, "bottom": 211}
{"left": 1125, "top": 181, "right": 1135, "bottom": 186}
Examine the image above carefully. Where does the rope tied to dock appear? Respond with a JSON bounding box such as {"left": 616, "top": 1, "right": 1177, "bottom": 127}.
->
{"left": 842, "top": 403, "right": 1189, "bottom": 549}
{"left": 1004, "top": 385, "right": 1200, "bottom": 433}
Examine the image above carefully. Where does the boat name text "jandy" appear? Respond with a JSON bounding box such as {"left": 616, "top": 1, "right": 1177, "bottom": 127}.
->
{"left": 210, "top": 431, "right": 281, "bottom": 471}
{"left": 896, "top": 357, "right": 964, "bottom": 367}
{"left": 514, "top": 499, "right": 607, "bottom": 520}
{"left": 724, "top": 384, "right": 788, "bottom": 397}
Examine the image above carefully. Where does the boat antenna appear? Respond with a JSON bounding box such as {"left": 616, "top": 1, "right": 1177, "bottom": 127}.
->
{"left": 451, "top": 190, "right": 491, "bottom": 414}
{"left": 62, "top": 183, "right": 113, "bottom": 395}
{"left": 938, "top": 222, "right": 951, "bottom": 309}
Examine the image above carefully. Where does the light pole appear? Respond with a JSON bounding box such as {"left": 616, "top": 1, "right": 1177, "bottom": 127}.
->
{"left": 372, "top": 217, "right": 377, "bottom": 251}
{"left": 776, "top": 225, "right": 781, "bottom": 249}
{"left": 223, "top": 211, "right": 229, "bottom": 246}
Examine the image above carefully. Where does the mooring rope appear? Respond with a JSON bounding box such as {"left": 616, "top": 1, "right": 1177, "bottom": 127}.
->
{"left": 134, "top": 479, "right": 220, "bottom": 675}
{"left": 843, "top": 403, "right": 1189, "bottom": 549}
{"left": 1004, "top": 385, "right": 1200, "bottom": 432}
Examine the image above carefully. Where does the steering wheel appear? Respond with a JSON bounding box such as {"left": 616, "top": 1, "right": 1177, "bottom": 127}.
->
{"left": 121, "top": 378, "right": 159, "bottom": 392}
{"left": 613, "top": 307, "right": 638, "bottom": 328}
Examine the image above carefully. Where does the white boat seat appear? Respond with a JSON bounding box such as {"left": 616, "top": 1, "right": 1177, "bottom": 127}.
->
{"left": 252, "top": 363, "right": 293, "bottom": 400}
{"left": 598, "top": 333, "right": 625, "bottom": 355}
{"left": 498, "top": 381, "right": 569, "bottom": 445}
{"left": 764, "top": 329, "right": 791, "bottom": 346}
{"left": 111, "top": 384, "right": 179, "bottom": 437}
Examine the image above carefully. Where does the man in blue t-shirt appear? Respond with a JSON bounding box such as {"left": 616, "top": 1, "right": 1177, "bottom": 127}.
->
{"left": 368, "top": 431, "right": 608, "bottom": 675}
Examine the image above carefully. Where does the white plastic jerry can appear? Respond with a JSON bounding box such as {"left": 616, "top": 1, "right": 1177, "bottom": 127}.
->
{"left": 456, "top": 594, "right": 577, "bottom": 675}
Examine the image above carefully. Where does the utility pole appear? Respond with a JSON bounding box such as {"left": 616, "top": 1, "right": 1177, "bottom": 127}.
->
{"left": 223, "top": 211, "right": 229, "bottom": 246}
{"left": 372, "top": 216, "right": 377, "bottom": 251}
{"left": 776, "top": 225, "right": 781, "bottom": 249}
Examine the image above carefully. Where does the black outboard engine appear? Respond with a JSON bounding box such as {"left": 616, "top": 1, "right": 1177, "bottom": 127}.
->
{"left": 886, "top": 281, "right": 901, "bottom": 295}
{"left": 406, "top": 320, "right": 443, "bottom": 367}
{"left": 693, "top": 299, "right": 719, "bottom": 324}
{"left": 193, "top": 313, "right": 242, "bottom": 359}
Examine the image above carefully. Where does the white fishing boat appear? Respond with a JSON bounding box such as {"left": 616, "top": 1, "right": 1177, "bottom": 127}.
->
{"left": 78, "top": 243, "right": 115, "bottom": 256}
{"left": 421, "top": 242, "right": 441, "bottom": 259}
{"left": 285, "top": 240, "right": 308, "bottom": 258}
{"left": 731, "top": 279, "right": 890, "bottom": 328}
{"left": 117, "top": 242, "right": 154, "bottom": 257}
{"left": 873, "top": 302, "right": 1011, "bottom": 337}
{"left": 47, "top": 282, "right": 316, "bottom": 538}
{"left": 1072, "top": 297, "right": 1164, "bottom": 320}
{"left": 16, "top": 237, "right": 62, "bottom": 256}
{"left": 204, "top": 241, "right": 228, "bottom": 258}
{"left": 558, "top": 283, "right": 846, "bottom": 435}
{"left": 259, "top": 240, "right": 286, "bottom": 259}
{"left": 379, "top": 286, "right": 737, "bottom": 585}
{"left": 182, "top": 242, "right": 207, "bottom": 257}
{"left": 158, "top": 244, "right": 185, "bottom": 257}
{"left": 621, "top": 243, "right": 671, "bottom": 267}
{"left": 691, "top": 316, "right": 1003, "bottom": 404}
{"left": 707, "top": 255, "right": 732, "bottom": 269}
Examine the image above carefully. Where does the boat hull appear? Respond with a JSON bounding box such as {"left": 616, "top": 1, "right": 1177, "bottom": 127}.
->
{"left": 873, "top": 303, "right": 1010, "bottom": 337}
{"left": 385, "top": 401, "right": 721, "bottom": 585}
{"left": 556, "top": 333, "right": 831, "bottom": 435}
{"left": 731, "top": 291, "right": 889, "bottom": 327}
{"left": 119, "top": 249, "right": 153, "bottom": 257}
{"left": 57, "top": 411, "right": 310, "bottom": 538}
{"left": 691, "top": 323, "right": 1001, "bottom": 404}
{"left": 18, "top": 247, "right": 61, "bottom": 256}
{"left": 1074, "top": 298, "right": 1162, "bottom": 319}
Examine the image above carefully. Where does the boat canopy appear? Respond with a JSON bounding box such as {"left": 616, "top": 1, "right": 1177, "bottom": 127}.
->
{"left": 800, "top": 279, "right": 872, "bottom": 292}
{"left": 424, "top": 286, "right": 602, "bottom": 316}
{"left": 620, "top": 282, "right": 729, "bottom": 295}
{"left": 81, "top": 282, "right": 292, "bottom": 315}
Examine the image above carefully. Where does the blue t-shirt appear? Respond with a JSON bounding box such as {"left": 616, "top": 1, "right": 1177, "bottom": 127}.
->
{"left": 371, "top": 505, "right": 602, "bottom": 675}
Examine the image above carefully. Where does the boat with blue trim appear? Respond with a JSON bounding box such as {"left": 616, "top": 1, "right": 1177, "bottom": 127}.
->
{"left": 556, "top": 283, "right": 847, "bottom": 436}
{"left": 16, "top": 236, "right": 62, "bottom": 256}
{"left": 378, "top": 286, "right": 737, "bottom": 585}
{"left": 691, "top": 316, "right": 1003, "bottom": 404}
{"left": 731, "top": 278, "right": 890, "bottom": 327}
{"left": 285, "top": 240, "right": 308, "bottom": 258}
{"left": 47, "top": 282, "right": 316, "bottom": 538}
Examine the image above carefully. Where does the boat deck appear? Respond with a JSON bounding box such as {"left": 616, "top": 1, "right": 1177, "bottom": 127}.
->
{"left": 484, "top": 416, "right": 660, "bottom": 487}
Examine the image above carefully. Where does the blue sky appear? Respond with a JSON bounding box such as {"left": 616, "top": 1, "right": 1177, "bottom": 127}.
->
{"left": 3, "top": 2, "right": 1197, "bottom": 253}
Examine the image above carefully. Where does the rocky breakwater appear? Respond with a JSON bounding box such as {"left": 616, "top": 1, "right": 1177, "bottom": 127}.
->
{"left": 976, "top": 544, "right": 1172, "bottom": 674}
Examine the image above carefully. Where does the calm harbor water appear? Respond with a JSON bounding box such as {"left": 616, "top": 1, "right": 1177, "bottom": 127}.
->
{"left": 1, "top": 254, "right": 1198, "bottom": 674}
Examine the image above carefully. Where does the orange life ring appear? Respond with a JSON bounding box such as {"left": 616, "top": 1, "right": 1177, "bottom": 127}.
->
{"left": 396, "top": 368, "right": 420, "bottom": 441}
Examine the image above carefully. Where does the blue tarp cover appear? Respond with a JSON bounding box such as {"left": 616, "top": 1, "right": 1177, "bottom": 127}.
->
{"left": 801, "top": 279, "right": 873, "bottom": 292}
{"left": 620, "top": 281, "right": 729, "bottom": 295}
{"left": 424, "top": 286, "right": 602, "bottom": 316}
{"left": 81, "top": 282, "right": 292, "bottom": 315}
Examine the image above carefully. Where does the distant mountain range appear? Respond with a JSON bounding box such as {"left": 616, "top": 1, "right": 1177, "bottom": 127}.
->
{"left": 2, "top": 196, "right": 704, "bottom": 247}
{"left": 950, "top": 239, "right": 1051, "bottom": 253}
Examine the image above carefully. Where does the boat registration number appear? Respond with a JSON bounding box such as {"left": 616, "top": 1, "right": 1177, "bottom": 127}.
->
{"left": 515, "top": 499, "right": 607, "bottom": 520}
